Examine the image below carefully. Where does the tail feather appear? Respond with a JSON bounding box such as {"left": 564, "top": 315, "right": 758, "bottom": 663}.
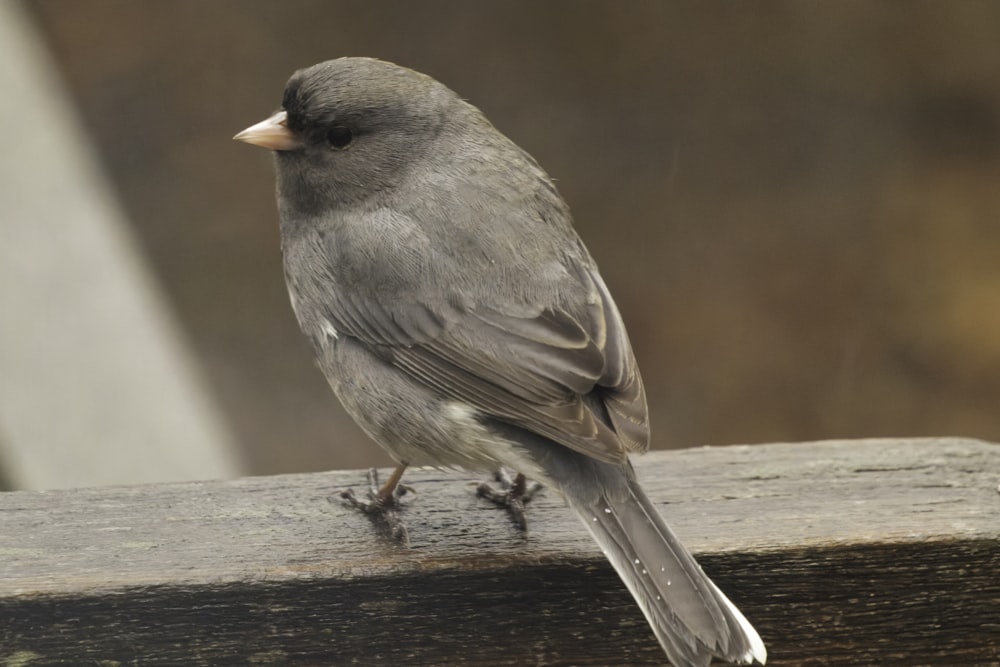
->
{"left": 494, "top": 424, "right": 766, "bottom": 666}
{"left": 565, "top": 465, "right": 766, "bottom": 666}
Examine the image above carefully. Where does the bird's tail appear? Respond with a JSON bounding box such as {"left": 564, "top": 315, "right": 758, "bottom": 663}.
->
{"left": 553, "top": 456, "right": 767, "bottom": 666}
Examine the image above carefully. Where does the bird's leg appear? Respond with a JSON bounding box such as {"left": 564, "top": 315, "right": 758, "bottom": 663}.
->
{"left": 476, "top": 468, "right": 544, "bottom": 534}
{"left": 340, "top": 464, "right": 413, "bottom": 544}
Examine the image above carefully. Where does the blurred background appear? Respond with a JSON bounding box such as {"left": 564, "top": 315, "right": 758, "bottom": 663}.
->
{"left": 2, "top": 1, "right": 999, "bottom": 490}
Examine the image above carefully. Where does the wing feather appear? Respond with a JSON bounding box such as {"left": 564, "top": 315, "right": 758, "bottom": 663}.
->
{"left": 322, "top": 255, "right": 648, "bottom": 462}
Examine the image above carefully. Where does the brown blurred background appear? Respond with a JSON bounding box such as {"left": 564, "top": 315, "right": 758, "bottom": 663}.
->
{"left": 18, "top": 1, "right": 1000, "bottom": 478}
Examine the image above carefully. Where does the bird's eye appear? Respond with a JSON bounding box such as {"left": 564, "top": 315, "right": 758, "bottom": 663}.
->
{"left": 326, "top": 126, "right": 354, "bottom": 149}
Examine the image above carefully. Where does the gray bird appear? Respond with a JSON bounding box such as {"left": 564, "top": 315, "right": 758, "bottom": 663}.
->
{"left": 235, "top": 57, "right": 766, "bottom": 667}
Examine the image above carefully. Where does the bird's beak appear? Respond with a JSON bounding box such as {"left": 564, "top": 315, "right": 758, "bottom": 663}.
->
{"left": 233, "top": 111, "right": 304, "bottom": 151}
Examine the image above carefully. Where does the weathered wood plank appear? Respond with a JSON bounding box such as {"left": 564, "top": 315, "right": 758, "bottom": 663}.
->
{"left": 1, "top": 437, "right": 997, "bottom": 666}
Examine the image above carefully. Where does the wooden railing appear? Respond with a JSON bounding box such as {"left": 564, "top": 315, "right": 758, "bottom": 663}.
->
{"left": 2, "top": 437, "right": 997, "bottom": 665}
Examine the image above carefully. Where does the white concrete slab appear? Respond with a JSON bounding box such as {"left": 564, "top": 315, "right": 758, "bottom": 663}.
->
{"left": 0, "top": 2, "right": 244, "bottom": 489}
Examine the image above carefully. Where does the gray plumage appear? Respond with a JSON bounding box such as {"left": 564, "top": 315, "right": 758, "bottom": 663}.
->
{"left": 237, "top": 57, "right": 766, "bottom": 667}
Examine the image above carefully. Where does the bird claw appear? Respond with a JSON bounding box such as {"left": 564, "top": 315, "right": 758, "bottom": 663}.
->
{"left": 476, "top": 467, "right": 543, "bottom": 534}
{"left": 340, "top": 467, "right": 414, "bottom": 545}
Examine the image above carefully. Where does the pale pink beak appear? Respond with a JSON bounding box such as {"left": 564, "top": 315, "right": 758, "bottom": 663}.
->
{"left": 233, "top": 111, "right": 303, "bottom": 151}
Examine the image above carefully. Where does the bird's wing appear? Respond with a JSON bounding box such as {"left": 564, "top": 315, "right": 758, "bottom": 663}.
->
{"left": 323, "top": 257, "right": 649, "bottom": 464}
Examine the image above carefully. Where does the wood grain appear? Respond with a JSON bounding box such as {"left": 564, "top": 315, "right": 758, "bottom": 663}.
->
{"left": 1, "top": 437, "right": 997, "bottom": 665}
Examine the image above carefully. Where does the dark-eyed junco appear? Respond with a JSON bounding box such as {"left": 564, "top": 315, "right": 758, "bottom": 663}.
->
{"left": 235, "top": 57, "right": 766, "bottom": 667}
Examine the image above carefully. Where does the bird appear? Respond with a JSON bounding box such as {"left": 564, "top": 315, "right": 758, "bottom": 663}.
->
{"left": 234, "top": 57, "right": 766, "bottom": 667}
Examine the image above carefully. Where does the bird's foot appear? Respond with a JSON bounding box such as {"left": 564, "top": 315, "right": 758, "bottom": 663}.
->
{"left": 340, "top": 466, "right": 414, "bottom": 545}
{"left": 476, "top": 468, "right": 543, "bottom": 533}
